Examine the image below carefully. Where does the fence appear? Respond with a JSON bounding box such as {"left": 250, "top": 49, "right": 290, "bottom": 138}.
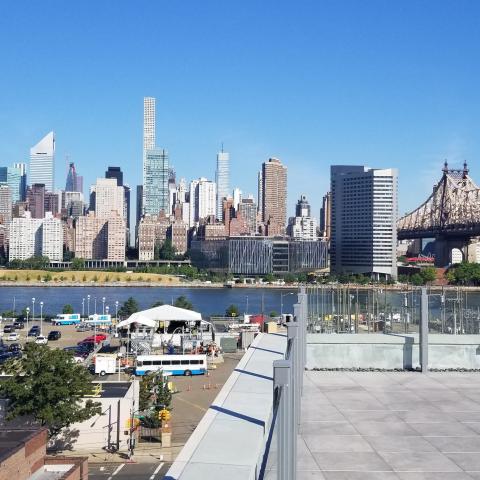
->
{"left": 305, "top": 285, "right": 480, "bottom": 335}
{"left": 259, "top": 289, "right": 308, "bottom": 480}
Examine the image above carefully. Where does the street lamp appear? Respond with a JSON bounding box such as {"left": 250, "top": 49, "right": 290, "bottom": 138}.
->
{"left": 82, "top": 298, "right": 85, "bottom": 318}
{"left": 26, "top": 307, "right": 30, "bottom": 338}
{"left": 280, "top": 292, "right": 295, "bottom": 316}
{"left": 94, "top": 297, "right": 97, "bottom": 315}
{"left": 115, "top": 301, "right": 119, "bottom": 323}
{"left": 31, "top": 297, "right": 35, "bottom": 322}
{"left": 40, "top": 301, "right": 44, "bottom": 336}
{"left": 87, "top": 295, "right": 91, "bottom": 317}
{"left": 102, "top": 297, "right": 106, "bottom": 315}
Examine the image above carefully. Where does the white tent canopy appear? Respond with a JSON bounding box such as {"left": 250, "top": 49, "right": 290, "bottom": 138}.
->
{"left": 116, "top": 304, "right": 202, "bottom": 329}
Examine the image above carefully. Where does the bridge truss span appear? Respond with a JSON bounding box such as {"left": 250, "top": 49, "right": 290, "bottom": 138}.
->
{"left": 397, "top": 162, "right": 480, "bottom": 239}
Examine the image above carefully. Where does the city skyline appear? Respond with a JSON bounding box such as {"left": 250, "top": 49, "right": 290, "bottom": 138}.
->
{"left": 2, "top": 2, "right": 480, "bottom": 218}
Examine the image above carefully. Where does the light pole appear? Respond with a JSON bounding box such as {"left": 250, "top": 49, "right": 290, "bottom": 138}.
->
{"left": 32, "top": 297, "right": 35, "bottom": 322}
{"left": 280, "top": 292, "right": 295, "bottom": 316}
{"left": 102, "top": 297, "right": 106, "bottom": 315}
{"left": 87, "top": 295, "right": 91, "bottom": 317}
{"left": 105, "top": 305, "right": 110, "bottom": 336}
{"left": 82, "top": 298, "right": 85, "bottom": 318}
{"left": 115, "top": 301, "right": 119, "bottom": 323}
{"left": 26, "top": 307, "right": 30, "bottom": 338}
{"left": 40, "top": 301, "right": 44, "bottom": 336}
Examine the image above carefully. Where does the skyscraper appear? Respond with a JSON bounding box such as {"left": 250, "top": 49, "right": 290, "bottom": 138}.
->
{"left": 143, "top": 97, "right": 155, "bottom": 152}
{"left": 215, "top": 150, "right": 229, "bottom": 221}
{"left": 261, "top": 158, "right": 287, "bottom": 235}
{"left": 65, "top": 162, "right": 78, "bottom": 192}
{"left": 13, "top": 163, "right": 27, "bottom": 201}
{"left": 91, "top": 178, "right": 125, "bottom": 218}
{"left": 144, "top": 149, "right": 169, "bottom": 215}
{"left": 330, "top": 165, "right": 398, "bottom": 280}
{"left": 106, "top": 166, "right": 130, "bottom": 239}
{"left": 27, "top": 184, "right": 45, "bottom": 219}
{"left": 288, "top": 195, "right": 317, "bottom": 241}
{"left": 105, "top": 166, "right": 124, "bottom": 186}
{"left": 142, "top": 97, "right": 169, "bottom": 216}
{"left": 189, "top": 178, "right": 216, "bottom": 225}
{"left": 0, "top": 165, "right": 22, "bottom": 203}
{"left": 30, "top": 132, "right": 55, "bottom": 192}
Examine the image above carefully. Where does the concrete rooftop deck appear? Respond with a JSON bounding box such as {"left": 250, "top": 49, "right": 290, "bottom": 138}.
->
{"left": 267, "top": 371, "right": 480, "bottom": 479}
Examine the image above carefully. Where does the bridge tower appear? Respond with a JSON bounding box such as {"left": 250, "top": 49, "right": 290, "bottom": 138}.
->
{"left": 397, "top": 162, "right": 480, "bottom": 267}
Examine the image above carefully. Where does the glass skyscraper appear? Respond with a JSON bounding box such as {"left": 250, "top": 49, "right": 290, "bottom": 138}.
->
{"left": 30, "top": 131, "right": 55, "bottom": 192}
{"left": 143, "top": 149, "right": 169, "bottom": 215}
{"left": 0, "top": 165, "right": 22, "bottom": 203}
{"left": 215, "top": 150, "right": 229, "bottom": 221}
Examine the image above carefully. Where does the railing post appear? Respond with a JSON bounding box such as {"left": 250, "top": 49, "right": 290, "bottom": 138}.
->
{"left": 297, "top": 288, "right": 308, "bottom": 391}
{"left": 287, "top": 315, "right": 300, "bottom": 427}
{"left": 420, "top": 287, "right": 429, "bottom": 373}
{"left": 273, "top": 359, "right": 295, "bottom": 480}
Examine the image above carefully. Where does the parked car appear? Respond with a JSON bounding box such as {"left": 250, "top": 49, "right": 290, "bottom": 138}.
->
{"left": 3, "top": 325, "right": 14, "bottom": 334}
{"left": 75, "top": 324, "right": 91, "bottom": 332}
{"left": 13, "top": 321, "right": 25, "bottom": 330}
{"left": 47, "top": 330, "right": 61, "bottom": 341}
{"left": 6, "top": 332, "right": 20, "bottom": 341}
{"left": 83, "top": 334, "right": 107, "bottom": 343}
{"left": 28, "top": 326, "right": 40, "bottom": 337}
{"left": 35, "top": 336, "right": 48, "bottom": 345}
{"left": 8, "top": 343, "right": 21, "bottom": 353}
{"left": 77, "top": 341, "right": 96, "bottom": 351}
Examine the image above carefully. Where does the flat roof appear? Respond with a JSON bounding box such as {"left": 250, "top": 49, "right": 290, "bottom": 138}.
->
{"left": 266, "top": 371, "right": 480, "bottom": 478}
{"left": 97, "top": 382, "right": 131, "bottom": 398}
{"left": 0, "top": 428, "right": 45, "bottom": 463}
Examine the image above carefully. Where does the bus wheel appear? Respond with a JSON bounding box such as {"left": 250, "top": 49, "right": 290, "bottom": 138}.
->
{"left": 100, "top": 370, "right": 106, "bottom": 376}
{"left": 184, "top": 370, "right": 192, "bottom": 376}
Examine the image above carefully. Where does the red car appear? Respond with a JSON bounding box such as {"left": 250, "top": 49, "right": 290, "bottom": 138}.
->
{"left": 78, "top": 334, "right": 107, "bottom": 345}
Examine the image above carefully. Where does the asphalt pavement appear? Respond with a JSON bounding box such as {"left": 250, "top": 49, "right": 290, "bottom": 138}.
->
{"left": 89, "top": 461, "right": 171, "bottom": 480}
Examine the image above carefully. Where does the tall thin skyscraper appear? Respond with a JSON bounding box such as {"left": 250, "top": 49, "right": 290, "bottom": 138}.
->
{"left": 142, "top": 97, "right": 169, "bottom": 216}
{"left": 143, "top": 97, "right": 155, "bottom": 152}
{"left": 261, "top": 157, "right": 287, "bottom": 235}
{"left": 30, "top": 132, "right": 55, "bottom": 192}
{"left": 215, "top": 149, "right": 229, "bottom": 221}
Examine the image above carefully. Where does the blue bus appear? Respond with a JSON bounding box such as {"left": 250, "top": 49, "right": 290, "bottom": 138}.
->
{"left": 135, "top": 354, "right": 207, "bottom": 376}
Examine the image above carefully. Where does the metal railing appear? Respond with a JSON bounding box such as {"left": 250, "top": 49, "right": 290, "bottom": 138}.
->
{"left": 260, "top": 288, "right": 308, "bottom": 480}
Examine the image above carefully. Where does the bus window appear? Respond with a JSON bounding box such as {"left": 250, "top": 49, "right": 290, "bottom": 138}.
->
{"left": 162, "top": 360, "right": 171, "bottom": 366}
{"left": 172, "top": 360, "right": 180, "bottom": 365}
{"left": 143, "top": 360, "right": 152, "bottom": 366}
{"left": 181, "top": 360, "right": 189, "bottom": 365}
{"left": 190, "top": 360, "right": 200, "bottom": 365}
{"left": 153, "top": 360, "right": 162, "bottom": 365}
{"left": 137, "top": 361, "right": 143, "bottom": 366}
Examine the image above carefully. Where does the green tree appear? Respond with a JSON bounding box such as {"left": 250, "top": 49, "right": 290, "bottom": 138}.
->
{"left": 410, "top": 273, "right": 424, "bottom": 286}
{"left": 62, "top": 304, "right": 74, "bottom": 314}
{"left": 270, "top": 310, "right": 279, "bottom": 318}
{"left": 174, "top": 295, "right": 193, "bottom": 310}
{"left": 139, "top": 371, "right": 172, "bottom": 428}
{"left": 420, "top": 267, "right": 437, "bottom": 283}
{"left": 118, "top": 297, "right": 139, "bottom": 317}
{"left": 0, "top": 344, "right": 101, "bottom": 437}
{"left": 72, "top": 257, "right": 86, "bottom": 270}
{"left": 158, "top": 239, "right": 177, "bottom": 260}
{"left": 151, "top": 300, "right": 164, "bottom": 308}
{"left": 226, "top": 304, "right": 239, "bottom": 317}
{"left": 263, "top": 273, "right": 275, "bottom": 283}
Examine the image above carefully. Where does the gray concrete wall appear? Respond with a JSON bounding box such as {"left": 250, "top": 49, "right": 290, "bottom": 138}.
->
{"left": 307, "top": 333, "right": 480, "bottom": 370}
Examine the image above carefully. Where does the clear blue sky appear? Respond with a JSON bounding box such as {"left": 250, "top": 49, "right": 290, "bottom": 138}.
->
{"left": 1, "top": 0, "right": 480, "bottom": 218}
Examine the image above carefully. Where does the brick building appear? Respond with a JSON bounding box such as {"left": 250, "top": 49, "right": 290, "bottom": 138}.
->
{"left": 0, "top": 428, "right": 88, "bottom": 480}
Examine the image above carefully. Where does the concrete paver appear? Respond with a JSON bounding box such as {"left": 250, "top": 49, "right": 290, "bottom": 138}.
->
{"left": 296, "top": 371, "right": 480, "bottom": 478}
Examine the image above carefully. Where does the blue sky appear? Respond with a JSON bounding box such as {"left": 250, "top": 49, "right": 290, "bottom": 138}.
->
{"left": 1, "top": 0, "right": 480, "bottom": 218}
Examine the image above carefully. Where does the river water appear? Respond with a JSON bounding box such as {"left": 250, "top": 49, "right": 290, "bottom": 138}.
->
{"left": 0, "top": 286, "right": 298, "bottom": 318}
{"left": 1, "top": 286, "right": 480, "bottom": 333}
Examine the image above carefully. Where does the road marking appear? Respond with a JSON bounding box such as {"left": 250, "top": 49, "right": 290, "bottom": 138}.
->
{"left": 106, "top": 463, "right": 125, "bottom": 479}
{"left": 175, "top": 395, "right": 207, "bottom": 412}
{"left": 100, "top": 466, "right": 105, "bottom": 471}
{"left": 149, "top": 462, "right": 165, "bottom": 479}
